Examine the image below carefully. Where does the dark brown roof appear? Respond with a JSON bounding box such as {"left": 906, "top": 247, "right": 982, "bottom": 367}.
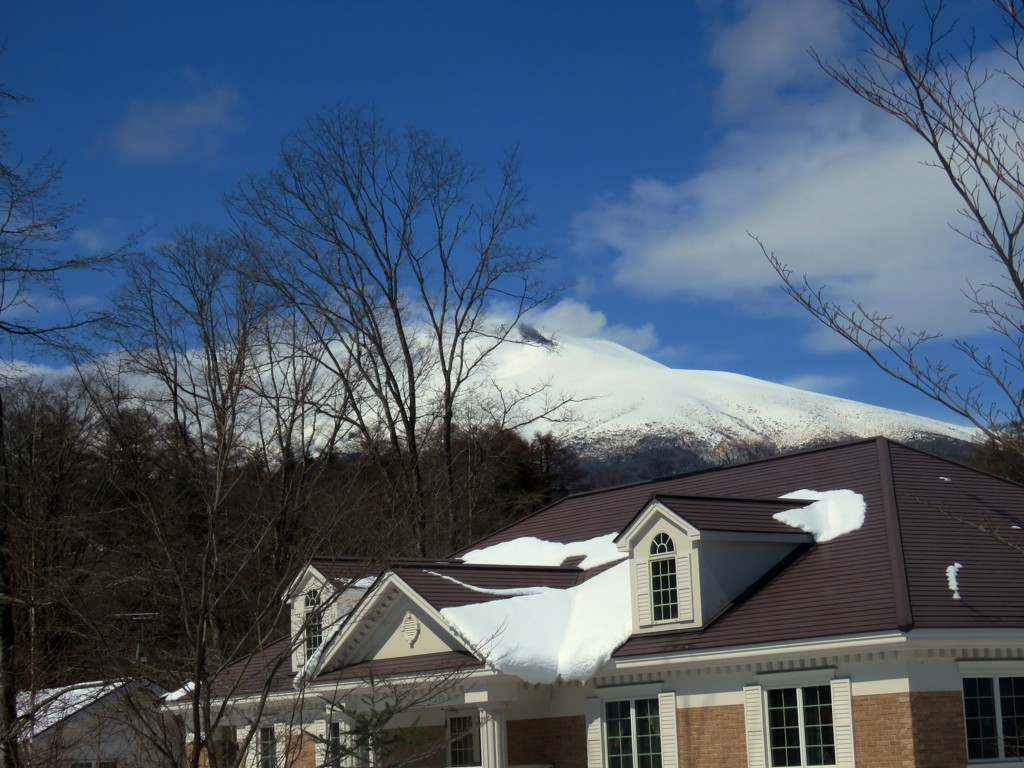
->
{"left": 395, "top": 563, "right": 583, "bottom": 610}
{"left": 231, "top": 437, "right": 1024, "bottom": 692}
{"left": 632, "top": 495, "right": 815, "bottom": 536}
{"left": 212, "top": 636, "right": 295, "bottom": 696}
{"left": 307, "top": 557, "right": 460, "bottom": 587}
{"left": 313, "top": 650, "right": 482, "bottom": 682}
{"left": 454, "top": 437, "right": 1024, "bottom": 656}
{"left": 613, "top": 438, "right": 1024, "bottom": 656}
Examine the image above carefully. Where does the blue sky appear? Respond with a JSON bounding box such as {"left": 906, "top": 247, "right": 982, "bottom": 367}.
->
{"left": 5, "top": 0, "right": 1001, "bottom": 423}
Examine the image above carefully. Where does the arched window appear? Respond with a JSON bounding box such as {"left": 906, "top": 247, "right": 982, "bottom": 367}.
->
{"left": 649, "top": 533, "right": 678, "bottom": 621}
{"left": 305, "top": 588, "right": 323, "bottom": 659}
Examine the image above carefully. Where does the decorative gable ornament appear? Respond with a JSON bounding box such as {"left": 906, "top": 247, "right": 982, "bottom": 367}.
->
{"left": 402, "top": 611, "right": 420, "bottom": 648}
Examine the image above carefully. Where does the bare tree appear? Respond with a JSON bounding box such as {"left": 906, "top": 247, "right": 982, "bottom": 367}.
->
{"left": 761, "top": 0, "right": 1024, "bottom": 453}
{"left": 84, "top": 226, "right": 369, "bottom": 768}
{"left": 0, "top": 82, "right": 128, "bottom": 768}
{"left": 230, "top": 106, "right": 567, "bottom": 555}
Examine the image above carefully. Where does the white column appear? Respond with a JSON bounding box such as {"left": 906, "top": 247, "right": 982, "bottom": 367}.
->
{"left": 478, "top": 703, "right": 508, "bottom": 768}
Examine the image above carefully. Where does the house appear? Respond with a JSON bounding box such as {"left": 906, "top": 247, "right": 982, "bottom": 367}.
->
{"left": 19, "top": 679, "right": 175, "bottom": 767}
{"left": 196, "top": 437, "right": 1024, "bottom": 768}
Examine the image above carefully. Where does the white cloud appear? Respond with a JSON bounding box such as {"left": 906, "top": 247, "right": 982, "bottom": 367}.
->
{"left": 572, "top": 1, "right": 1007, "bottom": 347}
{"left": 531, "top": 299, "right": 659, "bottom": 352}
{"left": 72, "top": 217, "right": 127, "bottom": 253}
{"left": 710, "top": 0, "right": 845, "bottom": 117}
{"left": 111, "top": 75, "right": 242, "bottom": 162}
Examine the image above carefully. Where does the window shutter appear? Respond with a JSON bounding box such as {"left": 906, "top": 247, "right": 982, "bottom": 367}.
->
{"left": 830, "top": 678, "right": 855, "bottom": 768}
{"left": 635, "top": 561, "right": 651, "bottom": 626}
{"left": 676, "top": 553, "right": 693, "bottom": 622}
{"left": 275, "top": 722, "right": 289, "bottom": 766}
{"left": 658, "top": 692, "right": 679, "bottom": 768}
{"left": 743, "top": 685, "right": 766, "bottom": 768}
{"left": 308, "top": 719, "right": 327, "bottom": 767}
{"left": 291, "top": 601, "right": 305, "bottom": 669}
{"left": 237, "top": 725, "right": 257, "bottom": 768}
{"left": 584, "top": 697, "right": 603, "bottom": 768}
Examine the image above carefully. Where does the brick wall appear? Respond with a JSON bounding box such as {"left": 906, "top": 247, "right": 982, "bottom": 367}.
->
{"left": 285, "top": 732, "right": 318, "bottom": 768}
{"left": 508, "top": 715, "right": 587, "bottom": 768}
{"left": 853, "top": 692, "right": 916, "bottom": 768}
{"left": 851, "top": 691, "right": 966, "bottom": 768}
{"left": 909, "top": 691, "right": 967, "bottom": 768}
{"left": 675, "top": 704, "right": 745, "bottom": 768}
{"left": 390, "top": 724, "right": 448, "bottom": 768}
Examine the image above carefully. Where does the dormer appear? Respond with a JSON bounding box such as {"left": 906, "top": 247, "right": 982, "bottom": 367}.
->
{"left": 616, "top": 496, "right": 813, "bottom": 634}
{"left": 284, "top": 561, "right": 376, "bottom": 673}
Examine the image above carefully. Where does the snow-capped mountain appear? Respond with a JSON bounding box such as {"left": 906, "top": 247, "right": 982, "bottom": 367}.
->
{"left": 486, "top": 335, "right": 975, "bottom": 453}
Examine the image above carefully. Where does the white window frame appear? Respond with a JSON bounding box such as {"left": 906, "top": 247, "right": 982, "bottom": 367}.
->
{"left": 446, "top": 710, "right": 481, "bottom": 768}
{"left": 211, "top": 724, "right": 239, "bottom": 766}
{"left": 585, "top": 688, "right": 678, "bottom": 768}
{"left": 604, "top": 697, "right": 663, "bottom": 768}
{"left": 959, "top": 661, "right": 1024, "bottom": 763}
{"left": 961, "top": 675, "right": 1024, "bottom": 761}
{"left": 744, "top": 674, "right": 854, "bottom": 768}
{"left": 259, "top": 724, "right": 277, "bottom": 768}
{"left": 649, "top": 533, "right": 679, "bottom": 623}
{"left": 305, "top": 588, "right": 323, "bottom": 659}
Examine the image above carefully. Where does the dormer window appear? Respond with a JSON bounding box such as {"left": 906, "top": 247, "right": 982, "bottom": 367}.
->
{"left": 650, "top": 533, "right": 679, "bottom": 622}
{"left": 305, "top": 589, "right": 323, "bottom": 658}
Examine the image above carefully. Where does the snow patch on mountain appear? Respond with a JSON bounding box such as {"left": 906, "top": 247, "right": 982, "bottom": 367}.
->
{"left": 487, "top": 335, "right": 975, "bottom": 451}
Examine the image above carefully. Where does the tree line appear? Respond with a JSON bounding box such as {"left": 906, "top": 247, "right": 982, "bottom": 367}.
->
{"left": 0, "top": 93, "right": 585, "bottom": 767}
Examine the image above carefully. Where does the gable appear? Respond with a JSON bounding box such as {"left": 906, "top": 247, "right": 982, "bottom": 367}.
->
{"left": 617, "top": 497, "right": 812, "bottom": 634}
{"left": 314, "top": 573, "right": 475, "bottom": 677}
{"left": 363, "top": 600, "right": 466, "bottom": 662}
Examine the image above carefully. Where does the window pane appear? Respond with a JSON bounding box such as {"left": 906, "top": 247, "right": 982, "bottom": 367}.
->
{"left": 635, "top": 699, "right": 662, "bottom": 768}
{"left": 767, "top": 688, "right": 801, "bottom": 768}
{"left": 449, "top": 715, "right": 477, "bottom": 767}
{"left": 964, "top": 677, "right": 999, "bottom": 760}
{"left": 1000, "top": 677, "right": 1024, "bottom": 758}
{"left": 260, "top": 725, "right": 277, "bottom": 768}
{"left": 802, "top": 685, "right": 835, "bottom": 766}
{"left": 605, "top": 701, "right": 634, "bottom": 768}
{"left": 650, "top": 558, "right": 678, "bottom": 622}
{"left": 650, "top": 533, "right": 675, "bottom": 556}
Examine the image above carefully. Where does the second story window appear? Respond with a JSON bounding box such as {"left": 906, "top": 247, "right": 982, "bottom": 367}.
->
{"left": 305, "top": 588, "right": 323, "bottom": 659}
{"left": 649, "top": 533, "right": 678, "bottom": 622}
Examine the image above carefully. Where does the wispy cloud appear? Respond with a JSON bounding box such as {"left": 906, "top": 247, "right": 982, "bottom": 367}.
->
{"left": 532, "top": 299, "right": 659, "bottom": 352}
{"left": 111, "top": 74, "right": 242, "bottom": 162}
{"left": 572, "top": 0, "right": 1002, "bottom": 348}
{"left": 710, "top": 0, "right": 845, "bottom": 118}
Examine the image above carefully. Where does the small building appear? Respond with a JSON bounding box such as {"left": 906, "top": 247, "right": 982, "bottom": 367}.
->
{"left": 197, "top": 437, "right": 1024, "bottom": 768}
{"left": 20, "top": 679, "right": 174, "bottom": 768}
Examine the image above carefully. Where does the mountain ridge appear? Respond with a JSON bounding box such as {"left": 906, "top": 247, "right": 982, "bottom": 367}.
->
{"left": 487, "top": 334, "right": 974, "bottom": 458}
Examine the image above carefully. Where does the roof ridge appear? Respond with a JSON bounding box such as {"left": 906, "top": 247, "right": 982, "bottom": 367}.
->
{"left": 455, "top": 436, "right": 893, "bottom": 556}
{"left": 876, "top": 438, "right": 914, "bottom": 630}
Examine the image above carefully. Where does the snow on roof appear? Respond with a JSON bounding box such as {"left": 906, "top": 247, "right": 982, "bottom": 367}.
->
{"left": 162, "top": 681, "right": 193, "bottom": 702}
{"left": 18, "top": 681, "right": 123, "bottom": 738}
{"left": 772, "top": 489, "right": 865, "bottom": 543}
{"left": 440, "top": 556, "right": 631, "bottom": 685}
{"left": 460, "top": 533, "right": 626, "bottom": 570}
{"left": 946, "top": 562, "right": 963, "bottom": 600}
{"left": 424, "top": 571, "right": 549, "bottom": 598}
